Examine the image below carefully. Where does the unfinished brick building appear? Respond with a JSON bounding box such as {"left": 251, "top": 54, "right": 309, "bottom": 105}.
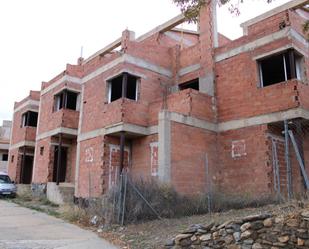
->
{"left": 0, "top": 120, "right": 12, "bottom": 173}
{"left": 8, "top": 91, "right": 39, "bottom": 183}
{"left": 7, "top": 0, "right": 309, "bottom": 202}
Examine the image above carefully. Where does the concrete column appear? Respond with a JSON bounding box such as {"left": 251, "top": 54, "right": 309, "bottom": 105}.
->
{"left": 158, "top": 110, "right": 171, "bottom": 183}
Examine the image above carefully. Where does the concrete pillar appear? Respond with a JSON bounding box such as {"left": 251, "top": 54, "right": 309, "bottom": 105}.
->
{"left": 158, "top": 110, "right": 171, "bottom": 183}
{"left": 198, "top": 0, "right": 218, "bottom": 97}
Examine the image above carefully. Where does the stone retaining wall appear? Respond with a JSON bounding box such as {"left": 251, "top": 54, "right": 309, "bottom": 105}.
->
{"left": 166, "top": 208, "right": 309, "bottom": 249}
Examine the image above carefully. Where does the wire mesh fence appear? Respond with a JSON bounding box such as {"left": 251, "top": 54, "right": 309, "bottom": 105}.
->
{"left": 78, "top": 118, "right": 309, "bottom": 226}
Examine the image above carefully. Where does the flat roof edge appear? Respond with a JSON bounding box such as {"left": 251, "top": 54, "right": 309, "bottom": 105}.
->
{"left": 240, "top": 0, "right": 309, "bottom": 29}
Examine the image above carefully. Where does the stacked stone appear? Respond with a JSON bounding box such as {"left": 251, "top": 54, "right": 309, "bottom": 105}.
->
{"left": 165, "top": 210, "right": 309, "bottom": 249}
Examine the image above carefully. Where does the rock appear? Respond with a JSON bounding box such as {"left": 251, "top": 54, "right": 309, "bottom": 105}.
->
{"left": 218, "top": 220, "right": 232, "bottom": 229}
{"left": 227, "top": 223, "right": 241, "bottom": 232}
{"left": 218, "top": 228, "right": 227, "bottom": 236}
{"left": 240, "top": 222, "right": 251, "bottom": 232}
{"left": 165, "top": 239, "right": 175, "bottom": 247}
{"left": 243, "top": 239, "right": 254, "bottom": 245}
{"left": 240, "top": 230, "right": 253, "bottom": 240}
{"left": 274, "top": 217, "right": 284, "bottom": 224}
{"left": 301, "top": 210, "right": 309, "bottom": 219}
{"left": 298, "top": 238, "right": 305, "bottom": 246}
{"left": 278, "top": 235, "right": 289, "bottom": 243}
{"left": 227, "top": 245, "right": 241, "bottom": 249}
{"left": 179, "top": 238, "right": 191, "bottom": 247}
{"left": 200, "top": 233, "right": 212, "bottom": 241}
{"left": 243, "top": 213, "right": 271, "bottom": 222}
{"left": 233, "top": 232, "right": 241, "bottom": 242}
{"left": 224, "top": 235, "right": 234, "bottom": 244}
{"left": 197, "top": 228, "right": 208, "bottom": 234}
{"left": 182, "top": 227, "right": 197, "bottom": 234}
{"left": 252, "top": 243, "right": 263, "bottom": 249}
{"left": 251, "top": 221, "right": 264, "bottom": 230}
{"left": 191, "top": 235, "right": 197, "bottom": 242}
{"left": 175, "top": 233, "right": 192, "bottom": 244}
{"left": 286, "top": 218, "right": 299, "bottom": 227}
{"left": 263, "top": 218, "right": 273, "bottom": 227}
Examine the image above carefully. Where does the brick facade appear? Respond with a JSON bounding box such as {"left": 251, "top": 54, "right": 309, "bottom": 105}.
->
{"left": 7, "top": 1, "right": 309, "bottom": 200}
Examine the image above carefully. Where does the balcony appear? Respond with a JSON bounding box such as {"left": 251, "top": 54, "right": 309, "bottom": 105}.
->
{"left": 52, "top": 109, "right": 79, "bottom": 130}
{"left": 218, "top": 80, "right": 308, "bottom": 122}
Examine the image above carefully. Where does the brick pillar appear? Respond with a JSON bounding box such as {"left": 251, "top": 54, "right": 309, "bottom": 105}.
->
{"left": 121, "top": 29, "right": 136, "bottom": 52}
{"left": 198, "top": 0, "right": 218, "bottom": 96}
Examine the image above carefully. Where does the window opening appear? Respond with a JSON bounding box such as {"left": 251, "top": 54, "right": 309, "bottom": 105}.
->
{"left": 179, "top": 78, "right": 199, "bottom": 91}
{"left": 108, "top": 73, "right": 138, "bottom": 103}
{"left": 21, "top": 111, "right": 38, "bottom": 127}
{"left": 2, "top": 154, "right": 8, "bottom": 161}
{"left": 54, "top": 90, "right": 78, "bottom": 111}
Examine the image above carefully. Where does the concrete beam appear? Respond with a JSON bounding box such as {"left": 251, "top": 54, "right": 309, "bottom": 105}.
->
{"left": 41, "top": 75, "right": 82, "bottom": 96}
{"left": 14, "top": 100, "right": 40, "bottom": 113}
{"left": 136, "top": 14, "right": 186, "bottom": 42}
{"left": 215, "top": 27, "right": 290, "bottom": 62}
{"left": 36, "top": 127, "right": 78, "bottom": 141}
{"left": 9, "top": 141, "right": 35, "bottom": 150}
{"left": 77, "top": 123, "right": 158, "bottom": 142}
{"left": 240, "top": 0, "right": 308, "bottom": 32}
{"left": 83, "top": 37, "right": 122, "bottom": 64}
{"left": 83, "top": 54, "right": 172, "bottom": 83}
{"left": 178, "top": 64, "right": 201, "bottom": 77}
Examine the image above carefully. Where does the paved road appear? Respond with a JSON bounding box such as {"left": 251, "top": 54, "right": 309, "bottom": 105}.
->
{"left": 0, "top": 200, "right": 119, "bottom": 249}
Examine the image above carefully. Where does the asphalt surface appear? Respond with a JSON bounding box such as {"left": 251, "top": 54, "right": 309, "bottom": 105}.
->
{"left": 0, "top": 200, "right": 119, "bottom": 249}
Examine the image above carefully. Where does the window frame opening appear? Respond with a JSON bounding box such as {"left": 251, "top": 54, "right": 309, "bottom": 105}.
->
{"left": 258, "top": 49, "right": 303, "bottom": 88}
{"left": 54, "top": 89, "right": 79, "bottom": 112}
{"left": 179, "top": 78, "right": 199, "bottom": 91}
{"left": 2, "top": 154, "right": 8, "bottom": 161}
{"left": 21, "top": 111, "right": 38, "bottom": 127}
{"left": 107, "top": 72, "right": 139, "bottom": 103}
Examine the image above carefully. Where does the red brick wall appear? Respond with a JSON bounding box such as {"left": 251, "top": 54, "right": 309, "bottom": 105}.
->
{"left": 130, "top": 135, "right": 158, "bottom": 180}
{"left": 217, "top": 125, "right": 271, "bottom": 195}
{"left": 33, "top": 137, "right": 52, "bottom": 183}
{"left": 8, "top": 148, "right": 19, "bottom": 182}
{"left": 171, "top": 122, "right": 218, "bottom": 195}
{"left": 38, "top": 82, "right": 81, "bottom": 135}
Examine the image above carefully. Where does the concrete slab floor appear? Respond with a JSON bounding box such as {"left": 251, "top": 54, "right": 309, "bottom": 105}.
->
{"left": 0, "top": 200, "right": 119, "bottom": 249}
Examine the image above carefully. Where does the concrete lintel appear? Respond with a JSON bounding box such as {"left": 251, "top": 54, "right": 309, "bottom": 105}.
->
{"left": 105, "top": 123, "right": 149, "bottom": 136}
{"left": 106, "top": 68, "right": 147, "bottom": 81}
{"left": 78, "top": 124, "right": 159, "bottom": 142}
{"left": 136, "top": 14, "right": 186, "bottom": 42}
{"left": 169, "top": 112, "right": 217, "bottom": 132}
{"left": 36, "top": 127, "right": 78, "bottom": 141}
{"left": 0, "top": 143, "right": 10, "bottom": 150}
{"left": 158, "top": 110, "right": 171, "bottom": 183}
{"left": 290, "top": 29, "right": 309, "bottom": 50}
{"left": 240, "top": 0, "right": 308, "bottom": 30}
{"left": 82, "top": 54, "right": 172, "bottom": 84}
{"left": 124, "top": 54, "right": 172, "bottom": 78}
{"left": 165, "top": 31, "right": 195, "bottom": 47}
{"left": 178, "top": 64, "right": 201, "bottom": 77}
{"left": 9, "top": 141, "right": 36, "bottom": 150}
{"left": 77, "top": 128, "right": 106, "bottom": 142}
{"left": 41, "top": 75, "right": 82, "bottom": 96}
{"left": 218, "top": 108, "right": 306, "bottom": 132}
{"left": 83, "top": 37, "right": 122, "bottom": 64}
{"left": 14, "top": 100, "right": 40, "bottom": 113}
{"left": 215, "top": 27, "right": 290, "bottom": 62}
